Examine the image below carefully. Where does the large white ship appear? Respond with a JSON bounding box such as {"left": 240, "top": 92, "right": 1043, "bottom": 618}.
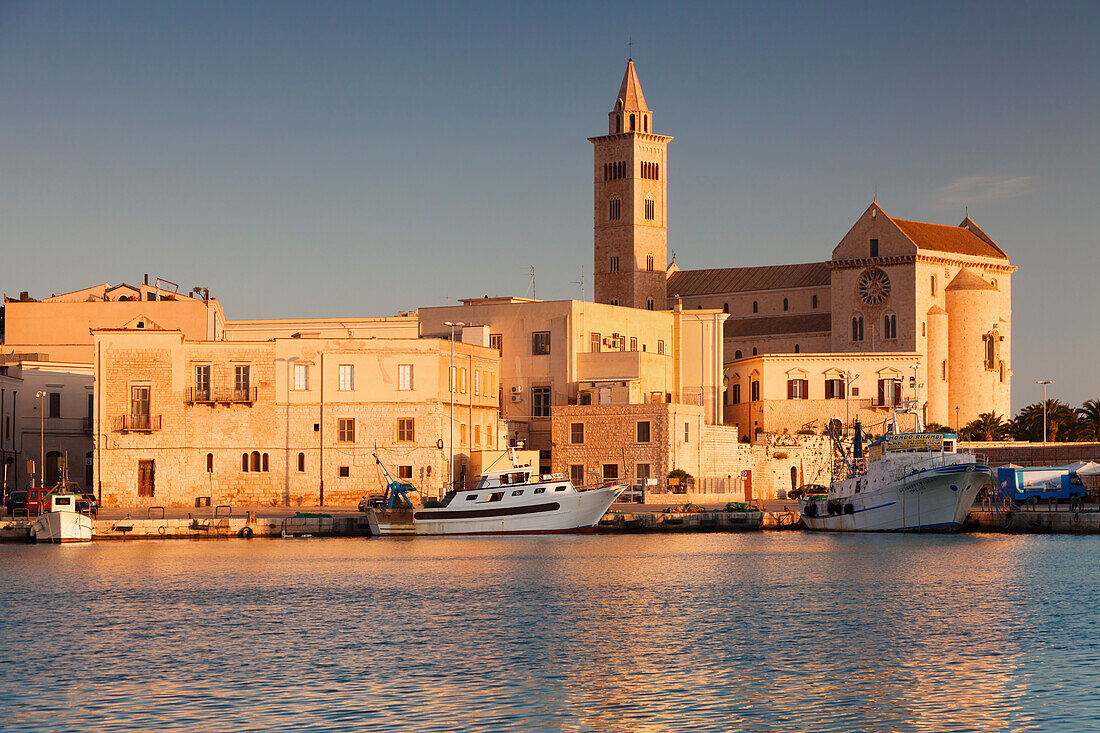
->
{"left": 370, "top": 451, "right": 625, "bottom": 536}
{"left": 802, "top": 406, "right": 991, "bottom": 532}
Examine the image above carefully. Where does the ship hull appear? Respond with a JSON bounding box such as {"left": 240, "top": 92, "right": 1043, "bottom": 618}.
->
{"left": 30, "top": 511, "right": 94, "bottom": 543}
{"left": 802, "top": 464, "right": 988, "bottom": 532}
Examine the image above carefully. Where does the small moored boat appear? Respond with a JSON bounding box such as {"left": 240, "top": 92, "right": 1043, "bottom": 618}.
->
{"left": 30, "top": 489, "right": 94, "bottom": 543}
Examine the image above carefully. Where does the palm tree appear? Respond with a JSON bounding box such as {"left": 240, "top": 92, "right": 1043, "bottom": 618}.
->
{"left": 1011, "top": 400, "right": 1081, "bottom": 442}
{"left": 961, "top": 412, "right": 1007, "bottom": 441}
{"left": 1078, "top": 399, "right": 1100, "bottom": 441}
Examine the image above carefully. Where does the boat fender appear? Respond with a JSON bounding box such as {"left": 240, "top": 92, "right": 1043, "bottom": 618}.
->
{"left": 843, "top": 503, "right": 854, "bottom": 515}
{"left": 238, "top": 526, "right": 254, "bottom": 539}
{"left": 804, "top": 503, "right": 817, "bottom": 518}
{"left": 158, "top": 525, "right": 166, "bottom": 536}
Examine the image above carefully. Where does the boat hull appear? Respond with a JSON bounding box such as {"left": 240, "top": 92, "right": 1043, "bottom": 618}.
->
{"left": 802, "top": 464, "right": 988, "bottom": 532}
{"left": 375, "top": 486, "right": 621, "bottom": 536}
{"left": 30, "top": 511, "right": 94, "bottom": 543}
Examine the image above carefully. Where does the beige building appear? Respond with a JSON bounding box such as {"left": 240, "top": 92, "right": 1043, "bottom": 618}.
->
{"left": 92, "top": 323, "right": 500, "bottom": 507}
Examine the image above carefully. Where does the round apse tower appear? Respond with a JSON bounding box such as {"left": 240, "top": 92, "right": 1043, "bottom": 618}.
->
{"left": 944, "top": 269, "right": 999, "bottom": 427}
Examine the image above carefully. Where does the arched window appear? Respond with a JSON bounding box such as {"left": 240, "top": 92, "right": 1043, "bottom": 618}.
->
{"left": 206, "top": 453, "right": 213, "bottom": 473}
{"left": 991, "top": 278, "right": 997, "bottom": 289}
{"left": 783, "top": 298, "right": 789, "bottom": 312}
{"left": 922, "top": 321, "right": 926, "bottom": 337}
{"left": 250, "top": 451, "right": 260, "bottom": 472}
{"left": 610, "top": 299, "right": 618, "bottom": 306}
{"left": 794, "top": 344, "right": 800, "bottom": 353}
{"left": 241, "top": 453, "right": 249, "bottom": 472}
{"left": 752, "top": 347, "right": 758, "bottom": 356}
{"left": 630, "top": 113, "right": 635, "bottom": 131}
{"left": 851, "top": 316, "right": 865, "bottom": 342}
{"left": 723, "top": 303, "right": 729, "bottom": 313}
{"left": 999, "top": 361, "right": 1005, "bottom": 382}
{"left": 812, "top": 295, "right": 818, "bottom": 309}
{"left": 646, "top": 254, "right": 654, "bottom": 271}
{"left": 616, "top": 115, "right": 622, "bottom": 133}
{"left": 734, "top": 350, "right": 742, "bottom": 359}
{"left": 603, "top": 163, "right": 608, "bottom": 181}
{"left": 752, "top": 301, "right": 758, "bottom": 313}
{"left": 931, "top": 274, "right": 937, "bottom": 296}
{"left": 655, "top": 163, "right": 658, "bottom": 180}
{"left": 262, "top": 453, "right": 269, "bottom": 472}
{"left": 609, "top": 197, "right": 621, "bottom": 221}
{"left": 646, "top": 298, "right": 654, "bottom": 311}
{"left": 884, "top": 313, "right": 897, "bottom": 339}
{"left": 643, "top": 115, "right": 648, "bottom": 132}
{"left": 610, "top": 254, "right": 619, "bottom": 272}
{"left": 297, "top": 452, "right": 305, "bottom": 472}
{"left": 644, "top": 196, "right": 655, "bottom": 220}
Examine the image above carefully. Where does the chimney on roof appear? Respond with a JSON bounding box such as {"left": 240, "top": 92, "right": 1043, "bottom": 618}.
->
{"left": 144, "top": 274, "right": 149, "bottom": 285}
{"left": 19, "top": 291, "right": 29, "bottom": 301}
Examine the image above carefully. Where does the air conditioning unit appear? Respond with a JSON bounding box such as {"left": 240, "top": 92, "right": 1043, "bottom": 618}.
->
{"left": 510, "top": 394, "right": 523, "bottom": 403}
{"left": 510, "top": 385, "right": 522, "bottom": 394}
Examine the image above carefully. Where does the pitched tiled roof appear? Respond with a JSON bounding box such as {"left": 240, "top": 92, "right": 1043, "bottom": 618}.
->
{"left": 891, "top": 218, "right": 1007, "bottom": 260}
{"left": 724, "top": 313, "right": 832, "bottom": 338}
{"left": 667, "top": 262, "right": 830, "bottom": 297}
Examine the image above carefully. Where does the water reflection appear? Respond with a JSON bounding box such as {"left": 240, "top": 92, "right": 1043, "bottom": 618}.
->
{"left": 1, "top": 533, "right": 1097, "bottom": 732}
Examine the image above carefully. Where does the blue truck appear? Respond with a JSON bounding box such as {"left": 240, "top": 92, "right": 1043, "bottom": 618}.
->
{"left": 995, "top": 465, "right": 1089, "bottom": 505}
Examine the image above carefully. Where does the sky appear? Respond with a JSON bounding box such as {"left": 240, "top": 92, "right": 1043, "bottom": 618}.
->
{"left": 2, "top": 1, "right": 1097, "bottom": 412}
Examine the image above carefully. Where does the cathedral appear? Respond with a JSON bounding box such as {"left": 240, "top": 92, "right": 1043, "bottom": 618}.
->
{"left": 592, "top": 59, "right": 1015, "bottom": 437}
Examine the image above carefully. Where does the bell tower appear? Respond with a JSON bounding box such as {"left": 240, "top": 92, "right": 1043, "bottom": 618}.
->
{"left": 589, "top": 59, "right": 673, "bottom": 310}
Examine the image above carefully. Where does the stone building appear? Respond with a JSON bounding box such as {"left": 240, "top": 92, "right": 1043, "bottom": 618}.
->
{"left": 92, "top": 324, "right": 500, "bottom": 507}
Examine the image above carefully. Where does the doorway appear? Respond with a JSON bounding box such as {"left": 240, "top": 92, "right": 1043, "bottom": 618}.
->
{"left": 138, "top": 459, "right": 155, "bottom": 498}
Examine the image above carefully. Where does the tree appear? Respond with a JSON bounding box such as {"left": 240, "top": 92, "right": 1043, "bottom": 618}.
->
{"left": 1011, "top": 400, "right": 1082, "bottom": 442}
{"left": 924, "top": 422, "right": 952, "bottom": 434}
{"left": 667, "top": 468, "right": 695, "bottom": 492}
{"left": 960, "top": 413, "right": 1007, "bottom": 441}
{"left": 1078, "top": 399, "right": 1100, "bottom": 442}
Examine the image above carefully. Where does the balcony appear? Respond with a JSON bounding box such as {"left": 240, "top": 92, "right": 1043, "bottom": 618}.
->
{"left": 187, "top": 387, "right": 257, "bottom": 404}
{"left": 116, "top": 414, "right": 162, "bottom": 432}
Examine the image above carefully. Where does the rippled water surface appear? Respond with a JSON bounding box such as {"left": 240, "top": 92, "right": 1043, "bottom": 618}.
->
{"left": 2, "top": 533, "right": 1099, "bottom": 732}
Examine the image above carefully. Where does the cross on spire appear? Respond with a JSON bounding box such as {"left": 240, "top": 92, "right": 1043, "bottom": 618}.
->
{"left": 628, "top": 38, "right": 632, "bottom": 60}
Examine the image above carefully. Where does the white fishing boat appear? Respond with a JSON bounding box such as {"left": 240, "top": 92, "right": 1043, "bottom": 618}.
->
{"left": 802, "top": 404, "right": 991, "bottom": 532}
{"left": 370, "top": 450, "right": 625, "bottom": 536}
{"left": 30, "top": 490, "right": 94, "bottom": 543}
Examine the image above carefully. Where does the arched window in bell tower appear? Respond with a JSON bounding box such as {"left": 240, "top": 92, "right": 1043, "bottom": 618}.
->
{"left": 646, "top": 298, "right": 654, "bottom": 311}
{"left": 630, "top": 114, "right": 636, "bottom": 131}
{"left": 616, "top": 116, "right": 622, "bottom": 133}
{"left": 644, "top": 116, "right": 648, "bottom": 132}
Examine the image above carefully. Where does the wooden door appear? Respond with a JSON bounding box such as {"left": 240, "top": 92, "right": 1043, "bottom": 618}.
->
{"left": 138, "top": 460, "right": 155, "bottom": 498}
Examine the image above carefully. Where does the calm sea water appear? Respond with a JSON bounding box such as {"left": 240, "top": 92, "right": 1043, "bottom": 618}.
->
{"left": 1, "top": 533, "right": 1098, "bottom": 732}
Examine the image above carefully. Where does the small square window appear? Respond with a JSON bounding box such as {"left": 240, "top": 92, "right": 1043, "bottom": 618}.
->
{"left": 338, "top": 418, "right": 355, "bottom": 443}
{"left": 532, "top": 331, "right": 551, "bottom": 355}
{"left": 398, "top": 418, "right": 415, "bottom": 442}
{"left": 570, "top": 422, "right": 584, "bottom": 444}
{"left": 398, "top": 465, "right": 413, "bottom": 480}
{"left": 338, "top": 466, "right": 350, "bottom": 478}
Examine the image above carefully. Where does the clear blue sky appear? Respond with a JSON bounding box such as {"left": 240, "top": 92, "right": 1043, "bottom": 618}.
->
{"left": 2, "top": 1, "right": 1097, "bottom": 412}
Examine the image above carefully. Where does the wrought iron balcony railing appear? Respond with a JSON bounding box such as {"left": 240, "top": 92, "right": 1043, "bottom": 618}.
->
{"left": 116, "top": 414, "right": 162, "bottom": 432}
{"left": 187, "top": 386, "right": 257, "bottom": 404}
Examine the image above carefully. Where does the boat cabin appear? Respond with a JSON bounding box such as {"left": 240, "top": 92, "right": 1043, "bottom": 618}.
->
{"left": 45, "top": 493, "right": 81, "bottom": 513}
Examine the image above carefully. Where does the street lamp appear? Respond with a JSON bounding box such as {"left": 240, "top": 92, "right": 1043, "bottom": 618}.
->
{"left": 1036, "top": 380, "right": 1052, "bottom": 445}
{"left": 444, "top": 322, "right": 465, "bottom": 492}
{"left": 35, "top": 391, "right": 46, "bottom": 488}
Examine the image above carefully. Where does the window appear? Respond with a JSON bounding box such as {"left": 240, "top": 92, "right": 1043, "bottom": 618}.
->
{"left": 534, "top": 487, "right": 546, "bottom": 494}
{"left": 293, "top": 363, "right": 308, "bottom": 390}
{"left": 616, "top": 115, "right": 621, "bottom": 133}
{"left": 459, "top": 367, "right": 467, "bottom": 394}
{"left": 610, "top": 254, "right": 619, "bottom": 272}
{"left": 338, "top": 418, "right": 355, "bottom": 443}
{"left": 646, "top": 298, "right": 654, "bottom": 311}
{"left": 262, "top": 453, "right": 269, "bottom": 472}
{"left": 398, "top": 418, "right": 415, "bottom": 442}
{"left": 812, "top": 295, "right": 818, "bottom": 309}
{"left": 603, "top": 464, "right": 619, "bottom": 481}
{"left": 609, "top": 197, "right": 621, "bottom": 221}
{"left": 555, "top": 485, "right": 567, "bottom": 492}
{"left": 195, "top": 365, "right": 211, "bottom": 400}
{"left": 1000, "top": 361, "right": 1006, "bottom": 383}
{"left": 474, "top": 425, "right": 481, "bottom": 447}
{"left": 558, "top": 465, "right": 579, "bottom": 488}
{"left": 531, "top": 387, "right": 551, "bottom": 418}
{"left": 399, "top": 465, "right": 413, "bottom": 480}
{"left": 48, "top": 392, "right": 61, "bottom": 418}
{"left": 250, "top": 451, "right": 261, "bottom": 472}
{"left": 657, "top": 340, "right": 665, "bottom": 355}
{"left": 532, "top": 331, "right": 551, "bottom": 355}
{"left": 931, "top": 274, "right": 937, "bottom": 297}
{"left": 610, "top": 299, "right": 618, "bottom": 306}
{"left": 473, "top": 370, "right": 480, "bottom": 396}
{"left": 884, "top": 313, "right": 897, "bottom": 339}
{"left": 734, "top": 350, "right": 742, "bottom": 360}
{"left": 234, "top": 365, "right": 250, "bottom": 398}
{"left": 870, "top": 238, "right": 879, "bottom": 258}
{"left": 825, "top": 378, "right": 845, "bottom": 399}
{"left": 206, "top": 453, "right": 214, "bottom": 473}
{"left": 684, "top": 422, "right": 690, "bottom": 443}
{"left": 877, "top": 379, "right": 901, "bottom": 407}
{"left": 629, "top": 113, "right": 635, "bottom": 131}
{"left": 787, "top": 379, "right": 809, "bottom": 399}
{"left": 752, "top": 347, "right": 758, "bottom": 356}
{"left": 570, "top": 422, "right": 584, "bottom": 444}
{"left": 338, "top": 466, "right": 350, "bottom": 478}
{"left": 636, "top": 421, "right": 651, "bottom": 443}
{"left": 751, "top": 381, "right": 760, "bottom": 401}
{"left": 630, "top": 337, "right": 637, "bottom": 351}
{"left": 130, "top": 386, "right": 151, "bottom": 428}
{"left": 489, "top": 333, "right": 502, "bottom": 352}
{"left": 731, "top": 383, "right": 741, "bottom": 404}
{"left": 783, "top": 298, "right": 789, "bottom": 312}
{"left": 339, "top": 364, "right": 354, "bottom": 391}
{"left": 636, "top": 463, "right": 651, "bottom": 484}
{"left": 753, "top": 301, "right": 759, "bottom": 313}
{"left": 922, "top": 321, "right": 926, "bottom": 337}
{"left": 465, "top": 494, "right": 478, "bottom": 501}
{"left": 644, "top": 198, "right": 654, "bottom": 220}
{"left": 242, "top": 454, "right": 249, "bottom": 472}
{"left": 297, "top": 452, "right": 305, "bottom": 472}
{"left": 794, "top": 344, "right": 800, "bottom": 353}
{"left": 723, "top": 303, "right": 729, "bottom": 313}
{"left": 646, "top": 254, "right": 654, "bottom": 271}
{"left": 852, "top": 316, "right": 865, "bottom": 342}
{"left": 512, "top": 489, "right": 524, "bottom": 496}
{"left": 460, "top": 423, "right": 467, "bottom": 445}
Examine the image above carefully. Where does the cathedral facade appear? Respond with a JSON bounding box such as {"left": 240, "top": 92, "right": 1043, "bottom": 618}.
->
{"left": 592, "top": 60, "right": 1015, "bottom": 437}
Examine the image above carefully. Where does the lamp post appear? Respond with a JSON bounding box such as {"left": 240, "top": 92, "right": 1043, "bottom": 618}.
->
{"left": 910, "top": 363, "right": 921, "bottom": 429}
{"left": 1036, "top": 380, "right": 1052, "bottom": 444}
{"left": 35, "top": 391, "right": 46, "bottom": 488}
{"left": 444, "top": 322, "right": 465, "bottom": 492}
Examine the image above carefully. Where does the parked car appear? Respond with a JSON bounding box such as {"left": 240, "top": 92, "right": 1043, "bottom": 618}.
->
{"left": 6, "top": 489, "right": 47, "bottom": 515}
{"left": 788, "top": 484, "right": 828, "bottom": 501}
